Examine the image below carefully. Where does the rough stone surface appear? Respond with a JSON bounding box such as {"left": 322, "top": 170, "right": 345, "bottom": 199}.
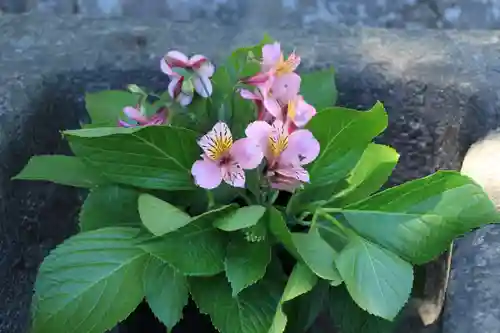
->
{"left": 1, "top": 13, "right": 500, "bottom": 333}
{"left": 442, "top": 131, "right": 500, "bottom": 333}
{"left": 4, "top": 0, "right": 500, "bottom": 29}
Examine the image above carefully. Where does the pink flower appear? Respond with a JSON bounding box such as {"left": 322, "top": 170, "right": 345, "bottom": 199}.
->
{"left": 118, "top": 106, "right": 168, "bottom": 127}
{"left": 191, "top": 122, "right": 263, "bottom": 189}
{"left": 261, "top": 42, "right": 301, "bottom": 76}
{"left": 240, "top": 74, "right": 301, "bottom": 123}
{"left": 160, "top": 50, "right": 215, "bottom": 106}
{"left": 245, "top": 120, "right": 320, "bottom": 192}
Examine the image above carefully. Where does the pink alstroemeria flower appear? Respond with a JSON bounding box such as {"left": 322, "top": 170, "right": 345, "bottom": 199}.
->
{"left": 246, "top": 120, "right": 320, "bottom": 192}
{"left": 191, "top": 122, "right": 263, "bottom": 189}
{"left": 118, "top": 106, "right": 168, "bottom": 127}
{"left": 160, "top": 50, "right": 215, "bottom": 106}
{"left": 261, "top": 42, "right": 301, "bottom": 76}
{"left": 240, "top": 74, "right": 301, "bottom": 123}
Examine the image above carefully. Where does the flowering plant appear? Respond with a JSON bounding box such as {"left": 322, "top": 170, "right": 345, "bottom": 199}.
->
{"left": 15, "top": 36, "right": 499, "bottom": 333}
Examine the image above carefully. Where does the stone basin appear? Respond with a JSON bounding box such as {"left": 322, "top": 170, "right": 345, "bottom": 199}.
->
{"left": 1, "top": 13, "right": 500, "bottom": 333}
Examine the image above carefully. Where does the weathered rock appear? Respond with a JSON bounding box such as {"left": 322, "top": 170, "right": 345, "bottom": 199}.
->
{"left": 442, "top": 131, "right": 500, "bottom": 333}
{"left": 1, "top": 13, "right": 500, "bottom": 333}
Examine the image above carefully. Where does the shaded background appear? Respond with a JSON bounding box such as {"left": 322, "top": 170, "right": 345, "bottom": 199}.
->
{"left": 3, "top": 0, "right": 500, "bottom": 30}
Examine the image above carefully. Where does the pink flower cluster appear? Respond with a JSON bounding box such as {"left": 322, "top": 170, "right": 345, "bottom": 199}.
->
{"left": 191, "top": 42, "right": 320, "bottom": 192}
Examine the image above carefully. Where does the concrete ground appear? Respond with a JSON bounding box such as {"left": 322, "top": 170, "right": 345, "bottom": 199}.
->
{"left": 3, "top": 0, "right": 500, "bottom": 30}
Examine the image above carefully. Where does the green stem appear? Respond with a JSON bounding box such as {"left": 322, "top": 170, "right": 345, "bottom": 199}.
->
{"left": 239, "top": 190, "right": 253, "bottom": 206}
{"left": 318, "top": 210, "right": 354, "bottom": 237}
{"left": 206, "top": 190, "right": 215, "bottom": 210}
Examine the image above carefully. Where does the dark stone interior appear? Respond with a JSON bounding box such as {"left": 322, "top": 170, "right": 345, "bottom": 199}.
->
{"left": 1, "top": 61, "right": 498, "bottom": 333}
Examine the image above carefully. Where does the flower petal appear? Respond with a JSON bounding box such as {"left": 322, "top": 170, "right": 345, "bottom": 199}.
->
{"left": 245, "top": 121, "right": 272, "bottom": 155}
{"left": 118, "top": 120, "right": 132, "bottom": 127}
{"left": 194, "top": 60, "right": 215, "bottom": 78}
{"left": 281, "top": 129, "right": 320, "bottom": 165}
{"left": 198, "top": 122, "right": 233, "bottom": 161}
{"left": 289, "top": 96, "right": 316, "bottom": 128}
{"left": 262, "top": 42, "right": 282, "bottom": 71}
{"left": 271, "top": 73, "right": 301, "bottom": 103}
{"left": 241, "top": 72, "right": 270, "bottom": 86}
{"left": 230, "top": 138, "right": 263, "bottom": 170}
{"left": 189, "top": 54, "right": 208, "bottom": 67}
{"left": 191, "top": 159, "right": 222, "bottom": 189}
{"left": 263, "top": 96, "right": 283, "bottom": 120}
{"left": 222, "top": 162, "right": 245, "bottom": 188}
{"left": 193, "top": 76, "right": 213, "bottom": 97}
{"left": 123, "top": 106, "right": 148, "bottom": 123}
{"left": 269, "top": 164, "right": 309, "bottom": 192}
{"left": 165, "top": 50, "right": 190, "bottom": 67}
{"left": 168, "top": 77, "right": 182, "bottom": 98}
{"left": 160, "top": 58, "right": 176, "bottom": 76}
{"left": 239, "top": 88, "right": 261, "bottom": 101}
{"left": 177, "top": 92, "right": 193, "bottom": 106}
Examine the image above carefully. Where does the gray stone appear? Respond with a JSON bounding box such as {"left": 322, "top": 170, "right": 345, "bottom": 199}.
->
{"left": 1, "top": 12, "right": 500, "bottom": 333}
{"left": 3, "top": 0, "right": 500, "bottom": 31}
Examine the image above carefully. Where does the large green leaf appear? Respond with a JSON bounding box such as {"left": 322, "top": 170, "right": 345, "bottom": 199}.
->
{"left": 269, "top": 263, "right": 318, "bottom": 333}
{"left": 338, "top": 171, "right": 499, "bottom": 264}
{"left": 32, "top": 227, "right": 148, "bottom": 333}
{"left": 307, "top": 102, "right": 387, "bottom": 186}
{"left": 329, "top": 143, "right": 399, "bottom": 206}
{"left": 139, "top": 205, "right": 236, "bottom": 276}
{"left": 138, "top": 193, "right": 191, "bottom": 236}
{"left": 329, "top": 285, "right": 396, "bottom": 333}
{"left": 225, "top": 236, "right": 271, "bottom": 296}
{"left": 13, "top": 155, "right": 106, "bottom": 188}
{"left": 300, "top": 67, "right": 337, "bottom": 110}
{"left": 190, "top": 274, "right": 282, "bottom": 333}
{"left": 288, "top": 103, "right": 388, "bottom": 213}
{"left": 79, "top": 185, "right": 141, "bottom": 231}
{"left": 65, "top": 125, "right": 200, "bottom": 191}
{"left": 267, "top": 207, "right": 300, "bottom": 259}
{"left": 335, "top": 235, "right": 413, "bottom": 320}
{"left": 215, "top": 205, "right": 266, "bottom": 231}
{"left": 291, "top": 229, "right": 342, "bottom": 284}
{"left": 143, "top": 257, "right": 188, "bottom": 330}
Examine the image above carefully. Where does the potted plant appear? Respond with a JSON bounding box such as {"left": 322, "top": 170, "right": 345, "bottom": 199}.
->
{"left": 14, "top": 36, "right": 499, "bottom": 333}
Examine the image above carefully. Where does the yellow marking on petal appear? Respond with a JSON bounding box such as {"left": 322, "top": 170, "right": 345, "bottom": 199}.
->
{"left": 275, "top": 52, "right": 299, "bottom": 76}
{"left": 287, "top": 99, "right": 296, "bottom": 121}
{"left": 269, "top": 126, "right": 289, "bottom": 157}
{"left": 200, "top": 122, "right": 233, "bottom": 161}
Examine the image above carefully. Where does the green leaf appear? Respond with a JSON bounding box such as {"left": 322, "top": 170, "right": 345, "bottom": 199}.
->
{"left": 300, "top": 67, "right": 337, "bottom": 109}
{"left": 32, "top": 227, "right": 148, "bottom": 333}
{"left": 139, "top": 205, "right": 236, "bottom": 276}
{"left": 215, "top": 205, "right": 266, "bottom": 231}
{"left": 65, "top": 125, "right": 200, "bottom": 191}
{"left": 190, "top": 274, "right": 282, "bottom": 333}
{"left": 13, "top": 155, "right": 106, "bottom": 188}
{"left": 143, "top": 257, "right": 188, "bottom": 330}
{"left": 267, "top": 207, "right": 300, "bottom": 259}
{"left": 335, "top": 235, "right": 413, "bottom": 320}
{"left": 86, "top": 90, "right": 140, "bottom": 126}
{"left": 79, "top": 185, "right": 141, "bottom": 231}
{"left": 225, "top": 236, "right": 271, "bottom": 296}
{"left": 307, "top": 102, "right": 387, "bottom": 185}
{"left": 289, "top": 102, "right": 388, "bottom": 213}
{"left": 291, "top": 229, "right": 343, "bottom": 284}
{"left": 269, "top": 263, "right": 318, "bottom": 333}
{"left": 329, "top": 285, "right": 396, "bottom": 333}
{"left": 329, "top": 144, "right": 399, "bottom": 206}
{"left": 138, "top": 193, "right": 191, "bottom": 236}
{"left": 339, "top": 171, "right": 499, "bottom": 264}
